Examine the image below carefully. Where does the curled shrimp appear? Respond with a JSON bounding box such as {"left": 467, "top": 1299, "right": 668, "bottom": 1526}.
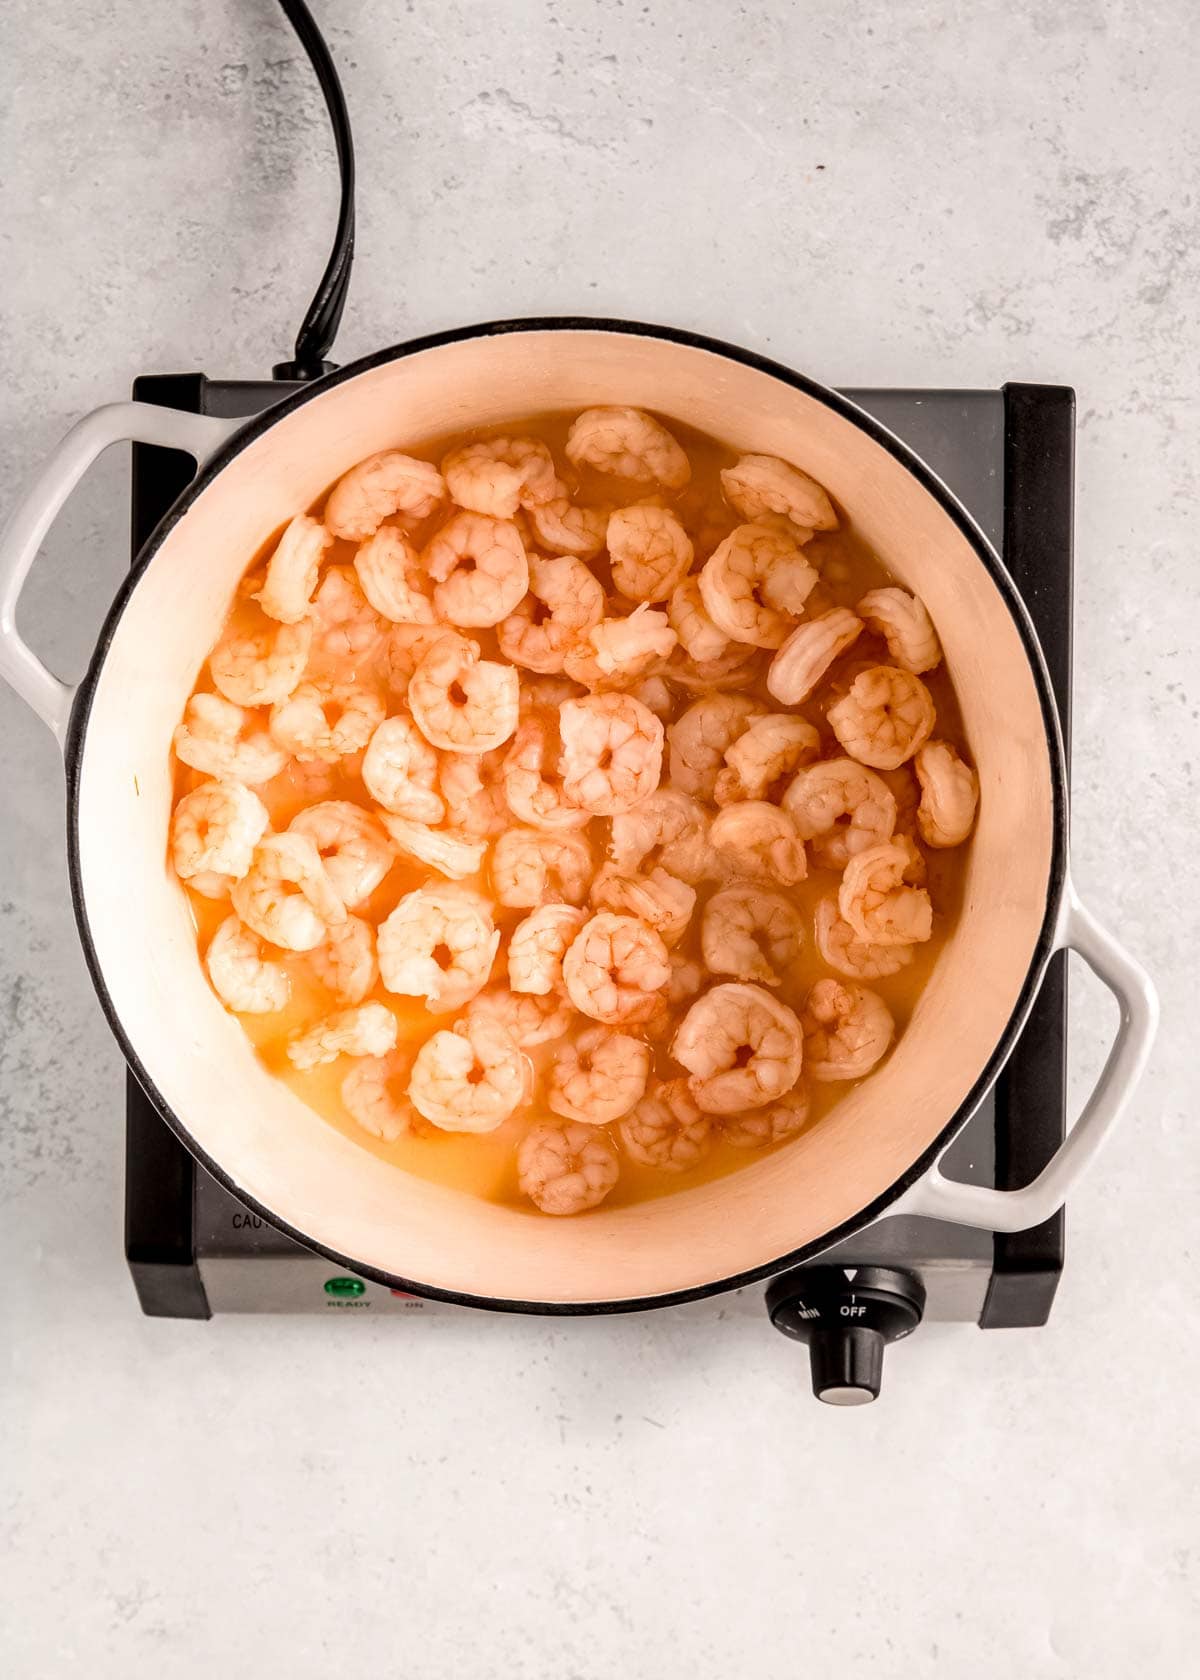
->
{"left": 565, "top": 407, "right": 690, "bottom": 489}
{"left": 562, "top": 605, "right": 677, "bottom": 689}
{"left": 672, "top": 982, "right": 804, "bottom": 1115}
{"left": 254, "top": 514, "right": 331, "bottom": 623}
{"left": 709, "top": 801, "right": 807, "bottom": 886}
{"left": 353, "top": 526, "right": 436, "bottom": 623}
{"left": 914, "top": 740, "right": 979, "bottom": 847}
{"left": 342, "top": 1050, "right": 419, "bottom": 1141}
{"left": 714, "top": 712, "right": 820, "bottom": 805}
{"left": 857, "top": 587, "right": 942, "bottom": 674}
{"left": 324, "top": 450, "right": 446, "bottom": 541}
{"left": 209, "top": 610, "right": 311, "bottom": 708}
{"left": 501, "top": 710, "right": 590, "bottom": 832}
{"left": 439, "top": 748, "right": 509, "bottom": 838}
{"left": 609, "top": 787, "right": 715, "bottom": 886}
{"left": 701, "top": 884, "right": 804, "bottom": 986}
{"left": 507, "top": 903, "right": 588, "bottom": 994}
{"left": 362, "top": 714, "right": 445, "bottom": 822}
{"left": 377, "top": 814, "right": 488, "bottom": 881}
{"left": 801, "top": 978, "right": 894, "bottom": 1081}
{"left": 467, "top": 983, "right": 572, "bottom": 1048}
{"left": 838, "top": 839, "right": 933, "bottom": 947}
{"left": 287, "top": 1001, "right": 399, "bottom": 1071}
{"left": 385, "top": 622, "right": 452, "bottom": 699}
{"left": 767, "top": 608, "right": 863, "bottom": 705}
{"left": 668, "top": 576, "right": 734, "bottom": 665}
{"left": 307, "top": 565, "right": 388, "bottom": 673}
{"left": 666, "top": 692, "right": 765, "bottom": 802}
{"left": 527, "top": 488, "right": 609, "bottom": 558}
{"left": 517, "top": 1121, "right": 620, "bottom": 1215}
{"left": 559, "top": 692, "right": 664, "bottom": 816}
{"left": 231, "top": 832, "right": 346, "bottom": 952}
{"left": 269, "top": 680, "right": 385, "bottom": 764}
{"left": 407, "top": 632, "right": 520, "bottom": 754}
{"left": 423, "top": 511, "right": 529, "bottom": 628}
{"left": 667, "top": 949, "right": 704, "bottom": 1006}
{"left": 547, "top": 1025, "right": 651, "bottom": 1124}
{"left": 491, "top": 827, "right": 593, "bottom": 908}
{"left": 377, "top": 886, "right": 499, "bottom": 1013}
{"left": 174, "top": 693, "right": 288, "bottom": 786}
{"left": 880, "top": 763, "right": 921, "bottom": 841}
{"left": 409, "top": 1016, "right": 530, "bottom": 1133}
{"left": 287, "top": 802, "right": 394, "bottom": 906}
{"left": 828, "top": 665, "right": 936, "bottom": 770}
{"left": 589, "top": 863, "right": 696, "bottom": 947}
{"left": 442, "top": 436, "right": 557, "bottom": 518}
{"left": 309, "top": 915, "right": 379, "bottom": 1003}
{"left": 619, "top": 1079, "right": 712, "bottom": 1172}
{"left": 206, "top": 915, "right": 290, "bottom": 1014}
{"left": 720, "top": 453, "right": 838, "bottom": 533}
{"left": 607, "top": 504, "right": 694, "bottom": 602}
{"left": 497, "top": 555, "right": 605, "bottom": 675}
{"left": 664, "top": 640, "right": 763, "bottom": 694}
{"left": 698, "top": 524, "right": 818, "bottom": 649}
{"left": 629, "top": 673, "right": 675, "bottom": 721}
{"left": 813, "top": 895, "right": 914, "bottom": 982}
{"left": 171, "top": 778, "right": 268, "bottom": 892}
{"left": 723, "top": 1082, "right": 810, "bottom": 1149}
{"left": 782, "top": 757, "right": 897, "bottom": 870}
{"left": 562, "top": 911, "right": 670, "bottom": 1025}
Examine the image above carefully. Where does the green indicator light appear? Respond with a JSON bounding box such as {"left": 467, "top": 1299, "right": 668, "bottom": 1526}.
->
{"left": 324, "top": 1276, "right": 366, "bottom": 1297}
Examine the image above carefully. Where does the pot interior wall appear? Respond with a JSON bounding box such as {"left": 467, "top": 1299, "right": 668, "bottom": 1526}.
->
{"left": 76, "top": 328, "right": 1056, "bottom": 1304}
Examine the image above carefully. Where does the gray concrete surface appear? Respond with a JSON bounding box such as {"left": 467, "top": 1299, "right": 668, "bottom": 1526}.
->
{"left": 1, "top": 1, "right": 1197, "bottom": 1674}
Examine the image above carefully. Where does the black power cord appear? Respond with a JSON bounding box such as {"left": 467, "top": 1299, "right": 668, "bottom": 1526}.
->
{"left": 271, "top": 0, "right": 356, "bottom": 381}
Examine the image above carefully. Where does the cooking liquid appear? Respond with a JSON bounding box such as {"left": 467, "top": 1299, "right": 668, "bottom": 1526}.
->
{"left": 178, "top": 413, "right": 970, "bottom": 1213}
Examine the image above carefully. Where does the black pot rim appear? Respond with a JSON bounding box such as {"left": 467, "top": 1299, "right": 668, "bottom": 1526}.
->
{"left": 64, "top": 315, "right": 1070, "bottom": 1317}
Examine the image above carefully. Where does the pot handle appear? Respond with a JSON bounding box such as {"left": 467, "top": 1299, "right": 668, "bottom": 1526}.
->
{"left": 0, "top": 401, "right": 244, "bottom": 745}
{"left": 890, "top": 879, "right": 1158, "bottom": 1232}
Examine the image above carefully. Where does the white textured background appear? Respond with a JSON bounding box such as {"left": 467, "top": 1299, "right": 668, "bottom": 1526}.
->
{"left": 2, "top": 2, "right": 1197, "bottom": 1674}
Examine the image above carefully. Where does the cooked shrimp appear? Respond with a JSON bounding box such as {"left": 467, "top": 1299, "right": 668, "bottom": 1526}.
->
{"left": 423, "top": 511, "right": 529, "bottom": 628}
{"left": 668, "top": 576, "right": 734, "bottom": 665}
{"left": 467, "top": 983, "right": 572, "bottom": 1048}
{"left": 879, "top": 763, "right": 921, "bottom": 841}
{"left": 562, "top": 605, "right": 677, "bottom": 688}
{"left": 565, "top": 407, "right": 690, "bottom": 489}
{"left": 269, "top": 680, "right": 385, "bottom": 764}
{"left": 497, "top": 555, "right": 605, "bottom": 674}
{"left": 838, "top": 839, "right": 933, "bottom": 947}
{"left": 442, "top": 436, "right": 557, "bottom": 519}
{"left": 231, "top": 832, "right": 346, "bottom": 951}
{"left": 171, "top": 778, "right": 268, "bottom": 889}
{"left": 205, "top": 915, "right": 290, "bottom": 1014}
{"left": 667, "top": 949, "right": 704, "bottom": 1006}
{"left": 720, "top": 453, "right": 838, "bottom": 532}
{"left": 491, "top": 827, "right": 593, "bottom": 908}
{"left": 385, "top": 622, "right": 451, "bottom": 698}
{"left": 407, "top": 632, "right": 520, "bottom": 754}
{"left": 914, "top": 740, "right": 979, "bottom": 847}
{"left": 619, "top": 1079, "right": 712, "bottom": 1172}
{"left": 361, "top": 714, "right": 445, "bottom": 822}
{"left": 501, "top": 710, "right": 590, "bottom": 832}
{"left": 309, "top": 914, "right": 378, "bottom": 1003}
{"left": 607, "top": 504, "right": 694, "bottom": 602}
{"left": 589, "top": 863, "right": 696, "bottom": 947}
{"left": 723, "top": 1082, "right": 810, "bottom": 1149}
{"left": 324, "top": 450, "right": 446, "bottom": 541}
{"left": 527, "top": 490, "right": 609, "bottom": 559}
{"left": 709, "top": 801, "right": 807, "bottom": 886}
{"left": 547, "top": 1025, "right": 651, "bottom": 1124}
{"left": 666, "top": 692, "right": 765, "bottom": 801}
{"left": 377, "top": 886, "right": 499, "bottom": 1013}
{"left": 307, "top": 565, "right": 388, "bottom": 671}
{"left": 857, "top": 587, "right": 942, "bottom": 674}
{"left": 801, "top": 978, "right": 894, "bottom": 1081}
{"left": 782, "top": 757, "right": 897, "bottom": 870}
{"left": 700, "top": 884, "right": 804, "bottom": 986}
{"left": 828, "top": 665, "right": 936, "bottom": 770}
{"left": 286, "top": 802, "right": 392, "bottom": 906}
{"left": 519, "top": 674, "right": 583, "bottom": 714}
{"left": 813, "top": 895, "right": 914, "bottom": 981}
{"left": 698, "top": 524, "right": 818, "bottom": 649}
{"left": 714, "top": 712, "right": 820, "bottom": 805}
{"left": 209, "top": 611, "right": 311, "bottom": 708}
{"left": 287, "top": 1001, "right": 399, "bottom": 1071}
{"left": 629, "top": 673, "right": 675, "bottom": 721}
{"left": 342, "top": 1050, "right": 419, "bottom": 1141}
{"left": 173, "top": 693, "right": 288, "bottom": 785}
{"left": 609, "top": 786, "right": 714, "bottom": 886}
{"left": 254, "top": 514, "right": 331, "bottom": 624}
{"left": 672, "top": 982, "right": 804, "bottom": 1115}
{"left": 376, "top": 813, "right": 487, "bottom": 881}
{"left": 559, "top": 692, "right": 664, "bottom": 816}
{"left": 507, "top": 904, "right": 588, "bottom": 995}
{"left": 517, "top": 1121, "right": 620, "bottom": 1215}
{"left": 767, "top": 608, "right": 863, "bottom": 705}
{"left": 352, "top": 526, "right": 436, "bottom": 623}
{"left": 409, "top": 1016, "right": 529, "bottom": 1132}
{"left": 561, "top": 911, "right": 670, "bottom": 1025}
{"left": 439, "top": 748, "right": 509, "bottom": 838}
{"left": 665, "top": 640, "right": 764, "bottom": 693}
